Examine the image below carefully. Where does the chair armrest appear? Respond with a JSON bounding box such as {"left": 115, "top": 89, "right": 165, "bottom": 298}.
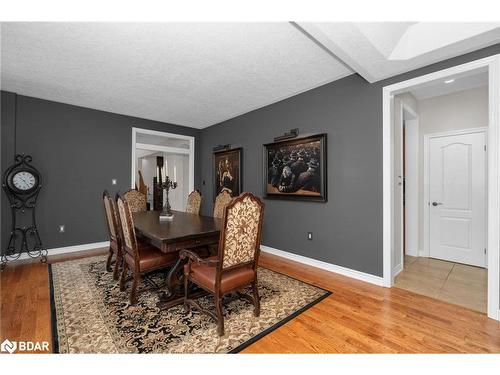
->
{"left": 180, "top": 249, "right": 219, "bottom": 267}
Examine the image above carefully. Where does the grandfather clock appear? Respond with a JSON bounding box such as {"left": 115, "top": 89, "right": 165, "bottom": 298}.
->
{"left": 2, "top": 154, "right": 47, "bottom": 269}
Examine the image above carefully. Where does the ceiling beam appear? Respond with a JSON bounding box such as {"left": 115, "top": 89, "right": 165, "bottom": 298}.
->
{"left": 291, "top": 22, "right": 376, "bottom": 83}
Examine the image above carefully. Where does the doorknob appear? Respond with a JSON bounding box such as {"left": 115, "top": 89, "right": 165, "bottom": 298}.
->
{"left": 432, "top": 202, "right": 443, "bottom": 206}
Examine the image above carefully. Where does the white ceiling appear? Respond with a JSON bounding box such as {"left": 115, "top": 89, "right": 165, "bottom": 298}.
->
{"left": 409, "top": 71, "right": 488, "bottom": 100}
{"left": 136, "top": 149, "right": 159, "bottom": 158}
{"left": 297, "top": 22, "right": 500, "bottom": 82}
{"left": 2, "top": 22, "right": 499, "bottom": 129}
{"left": 0, "top": 22, "right": 351, "bottom": 129}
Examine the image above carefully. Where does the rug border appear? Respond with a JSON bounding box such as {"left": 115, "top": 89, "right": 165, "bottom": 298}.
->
{"left": 48, "top": 263, "right": 60, "bottom": 354}
{"left": 48, "top": 258, "right": 332, "bottom": 354}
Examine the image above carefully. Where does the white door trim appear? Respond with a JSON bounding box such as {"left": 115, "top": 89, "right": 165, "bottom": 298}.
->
{"left": 423, "top": 127, "right": 488, "bottom": 260}
{"left": 383, "top": 54, "right": 500, "bottom": 321}
{"left": 404, "top": 114, "right": 419, "bottom": 257}
{"left": 131, "top": 127, "right": 195, "bottom": 193}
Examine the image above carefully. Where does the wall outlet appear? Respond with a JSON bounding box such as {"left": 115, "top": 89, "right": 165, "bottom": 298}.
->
{"left": 307, "top": 232, "right": 313, "bottom": 240}
{"left": 111, "top": 178, "right": 117, "bottom": 185}
{"left": 59, "top": 225, "right": 65, "bottom": 233}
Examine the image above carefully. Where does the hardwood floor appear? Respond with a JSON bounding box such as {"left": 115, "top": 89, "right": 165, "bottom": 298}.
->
{"left": 1, "top": 249, "right": 499, "bottom": 353}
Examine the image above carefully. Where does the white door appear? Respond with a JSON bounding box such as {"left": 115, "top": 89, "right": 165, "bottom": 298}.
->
{"left": 428, "top": 130, "right": 486, "bottom": 267}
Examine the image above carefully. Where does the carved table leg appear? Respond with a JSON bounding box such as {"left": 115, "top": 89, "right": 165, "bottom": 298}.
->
{"left": 156, "top": 249, "right": 210, "bottom": 309}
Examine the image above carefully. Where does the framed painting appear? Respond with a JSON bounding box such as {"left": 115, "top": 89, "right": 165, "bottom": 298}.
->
{"left": 213, "top": 148, "right": 242, "bottom": 201}
{"left": 263, "top": 134, "right": 327, "bottom": 201}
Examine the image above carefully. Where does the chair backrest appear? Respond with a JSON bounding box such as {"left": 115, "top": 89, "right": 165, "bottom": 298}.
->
{"left": 116, "top": 195, "right": 139, "bottom": 259}
{"left": 102, "top": 190, "right": 119, "bottom": 243}
{"left": 186, "top": 190, "right": 202, "bottom": 215}
{"left": 213, "top": 190, "right": 232, "bottom": 219}
{"left": 218, "top": 192, "right": 264, "bottom": 270}
{"left": 123, "top": 189, "right": 147, "bottom": 213}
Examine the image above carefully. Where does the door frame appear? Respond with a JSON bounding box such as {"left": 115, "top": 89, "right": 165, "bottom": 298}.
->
{"left": 392, "top": 98, "right": 419, "bottom": 279}
{"left": 403, "top": 107, "right": 420, "bottom": 259}
{"left": 423, "top": 127, "right": 488, "bottom": 264}
{"left": 131, "top": 127, "right": 195, "bottom": 192}
{"left": 382, "top": 54, "right": 500, "bottom": 321}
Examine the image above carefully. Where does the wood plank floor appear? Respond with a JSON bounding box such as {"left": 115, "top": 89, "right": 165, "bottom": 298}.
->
{"left": 1, "top": 249, "right": 499, "bottom": 353}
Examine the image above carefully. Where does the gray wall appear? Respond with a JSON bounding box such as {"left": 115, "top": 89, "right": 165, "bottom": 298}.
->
{"left": 199, "top": 44, "right": 500, "bottom": 277}
{"left": 1, "top": 93, "right": 200, "bottom": 250}
{"left": 2, "top": 44, "right": 499, "bottom": 278}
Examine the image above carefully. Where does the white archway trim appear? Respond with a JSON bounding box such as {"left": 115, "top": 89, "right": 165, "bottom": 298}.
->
{"left": 382, "top": 55, "right": 500, "bottom": 321}
{"left": 131, "top": 127, "right": 195, "bottom": 193}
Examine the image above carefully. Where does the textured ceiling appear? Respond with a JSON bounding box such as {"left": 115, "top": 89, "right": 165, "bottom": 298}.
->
{"left": 2, "top": 22, "right": 499, "bottom": 129}
{"left": 0, "top": 22, "right": 352, "bottom": 128}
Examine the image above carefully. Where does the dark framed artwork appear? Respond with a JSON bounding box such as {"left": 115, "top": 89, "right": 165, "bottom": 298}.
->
{"left": 213, "top": 148, "right": 242, "bottom": 201}
{"left": 263, "top": 134, "right": 327, "bottom": 201}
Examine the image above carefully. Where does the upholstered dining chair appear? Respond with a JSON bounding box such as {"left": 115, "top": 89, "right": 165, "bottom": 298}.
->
{"left": 180, "top": 192, "right": 265, "bottom": 336}
{"left": 213, "top": 190, "right": 232, "bottom": 219}
{"left": 186, "top": 189, "right": 202, "bottom": 215}
{"left": 102, "top": 190, "right": 122, "bottom": 280}
{"left": 116, "top": 194, "right": 178, "bottom": 305}
{"left": 123, "top": 189, "right": 147, "bottom": 213}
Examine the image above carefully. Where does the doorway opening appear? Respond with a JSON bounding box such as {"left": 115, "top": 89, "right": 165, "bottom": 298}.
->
{"left": 131, "top": 128, "right": 195, "bottom": 211}
{"left": 383, "top": 55, "right": 500, "bottom": 320}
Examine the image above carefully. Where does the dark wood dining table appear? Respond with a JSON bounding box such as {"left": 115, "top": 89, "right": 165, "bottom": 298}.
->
{"left": 133, "top": 210, "right": 222, "bottom": 308}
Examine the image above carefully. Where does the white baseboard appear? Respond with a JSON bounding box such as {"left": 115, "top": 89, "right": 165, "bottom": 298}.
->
{"left": 13, "top": 241, "right": 110, "bottom": 261}
{"left": 418, "top": 250, "right": 428, "bottom": 257}
{"left": 393, "top": 263, "right": 403, "bottom": 277}
{"left": 406, "top": 248, "right": 419, "bottom": 257}
{"left": 260, "top": 245, "right": 385, "bottom": 287}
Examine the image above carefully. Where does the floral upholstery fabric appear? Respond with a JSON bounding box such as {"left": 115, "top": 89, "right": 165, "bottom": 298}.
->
{"left": 222, "top": 195, "right": 262, "bottom": 269}
{"left": 103, "top": 197, "right": 116, "bottom": 238}
{"left": 117, "top": 198, "right": 136, "bottom": 252}
{"left": 123, "top": 190, "right": 147, "bottom": 213}
{"left": 186, "top": 190, "right": 202, "bottom": 215}
{"left": 213, "top": 191, "right": 232, "bottom": 219}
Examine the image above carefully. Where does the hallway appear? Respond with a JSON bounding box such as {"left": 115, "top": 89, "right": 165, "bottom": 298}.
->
{"left": 395, "top": 256, "right": 487, "bottom": 313}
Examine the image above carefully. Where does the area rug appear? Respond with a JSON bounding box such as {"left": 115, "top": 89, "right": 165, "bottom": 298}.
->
{"left": 49, "top": 255, "right": 330, "bottom": 353}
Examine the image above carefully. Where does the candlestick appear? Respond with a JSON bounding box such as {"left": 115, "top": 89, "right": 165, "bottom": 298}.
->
{"left": 158, "top": 175, "right": 178, "bottom": 220}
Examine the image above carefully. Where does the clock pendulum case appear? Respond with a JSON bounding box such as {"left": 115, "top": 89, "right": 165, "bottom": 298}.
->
{"left": 1, "top": 154, "right": 47, "bottom": 269}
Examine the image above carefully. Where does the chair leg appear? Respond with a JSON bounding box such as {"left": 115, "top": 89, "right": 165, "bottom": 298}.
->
{"left": 113, "top": 250, "right": 122, "bottom": 281}
{"left": 105, "top": 246, "right": 113, "bottom": 272}
{"left": 130, "top": 270, "right": 140, "bottom": 305}
{"left": 252, "top": 281, "right": 260, "bottom": 317}
{"left": 183, "top": 272, "right": 191, "bottom": 313}
{"left": 120, "top": 262, "right": 129, "bottom": 291}
{"left": 215, "top": 295, "right": 224, "bottom": 336}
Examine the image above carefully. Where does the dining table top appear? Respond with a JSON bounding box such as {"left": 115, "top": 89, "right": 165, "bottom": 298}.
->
{"left": 132, "top": 210, "right": 222, "bottom": 244}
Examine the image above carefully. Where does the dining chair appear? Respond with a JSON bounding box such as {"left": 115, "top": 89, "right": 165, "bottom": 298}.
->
{"left": 123, "top": 189, "right": 147, "bottom": 213}
{"left": 116, "top": 194, "right": 178, "bottom": 305}
{"left": 213, "top": 190, "right": 232, "bottom": 219}
{"left": 180, "top": 192, "right": 265, "bottom": 336}
{"left": 186, "top": 189, "right": 202, "bottom": 215}
{"left": 102, "top": 190, "right": 122, "bottom": 280}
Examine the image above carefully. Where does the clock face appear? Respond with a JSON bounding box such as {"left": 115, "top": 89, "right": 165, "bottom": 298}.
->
{"left": 12, "top": 171, "right": 37, "bottom": 191}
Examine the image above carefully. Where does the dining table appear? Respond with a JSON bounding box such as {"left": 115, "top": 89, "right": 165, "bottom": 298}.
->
{"left": 133, "top": 209, "right": 222, "bottom": 309}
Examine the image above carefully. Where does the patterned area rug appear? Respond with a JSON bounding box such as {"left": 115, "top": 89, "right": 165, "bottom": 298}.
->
{"left": 49, "top": 256, "right": 330, "bottom": 353}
